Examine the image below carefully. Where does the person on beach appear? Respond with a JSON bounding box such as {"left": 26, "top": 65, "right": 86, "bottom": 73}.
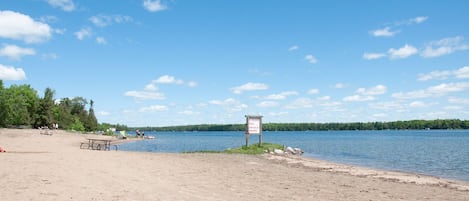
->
{"left": 136, "top": 129, "right": 141, "bottom": 138}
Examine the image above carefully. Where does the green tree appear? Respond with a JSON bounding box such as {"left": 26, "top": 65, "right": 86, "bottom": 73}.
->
{"left": 86, "top": 99, "right": 98, "bottom": 131}
{"left": 34, "top": 87, "right": 56, "bottom": 128}
{"left": 56, "top": 98, "right": 74, "bottom": 129}
{"left": 70, "top": 117, "right": 85, "bottom": 132}
{"left": 70, "top": 97, "right": 88, "bottom": 129}
{"left": 3, "top": 85, "right": 38, "bottom": 126}
{"left": 0, "top": 80, "right": 5, "bottom": 127}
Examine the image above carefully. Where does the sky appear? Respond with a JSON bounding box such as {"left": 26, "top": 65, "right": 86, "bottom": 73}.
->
{"left": 0, "top": 0, "right": 468, "bottom": 127}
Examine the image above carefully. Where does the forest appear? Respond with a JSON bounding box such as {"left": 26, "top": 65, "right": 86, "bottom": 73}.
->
{"left": 0, "top": 80, "right": 122, "bottom": 132}
{"left": 135, "top": 119, "right": 469, "bottom": 132}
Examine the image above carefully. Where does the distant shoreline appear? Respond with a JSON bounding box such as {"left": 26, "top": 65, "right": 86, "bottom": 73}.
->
{"left": 131, "top": 119, "right": 469, "bottom": 131}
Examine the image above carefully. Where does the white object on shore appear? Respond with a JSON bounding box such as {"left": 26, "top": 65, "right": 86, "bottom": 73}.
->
{"left": 285, "top": 146, "right": 304, "bottom": 155}
{"left": 274, "top": 149, "right": 284, "bottom": 155}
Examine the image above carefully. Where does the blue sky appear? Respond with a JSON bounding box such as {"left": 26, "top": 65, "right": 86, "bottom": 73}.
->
{"left": 1, "top": 0, "right": 468, "bottom": 127}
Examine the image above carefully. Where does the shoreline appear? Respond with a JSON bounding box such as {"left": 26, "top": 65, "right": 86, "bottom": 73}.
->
{"left": 264, "top": 154, "right": 469, "bottom": 191}
{"left": 1, "top": 128, "right": 468, "bottom": 200}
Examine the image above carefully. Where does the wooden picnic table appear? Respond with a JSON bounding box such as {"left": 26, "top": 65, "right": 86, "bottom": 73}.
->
{"left": 81, "top": 138, "right": 116, "bottom": 151}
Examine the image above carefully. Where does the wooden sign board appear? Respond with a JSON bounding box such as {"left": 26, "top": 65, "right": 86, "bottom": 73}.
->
{"left": 247, "top": 118, "right": 261, "bottom": 134}
{"left": 245, "top": 115, "right": 263, "bottom": 146}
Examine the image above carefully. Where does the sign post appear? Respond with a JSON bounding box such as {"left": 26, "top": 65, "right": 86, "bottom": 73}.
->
{"left": 245, "top": 115, "right": 263, "bottom": 147}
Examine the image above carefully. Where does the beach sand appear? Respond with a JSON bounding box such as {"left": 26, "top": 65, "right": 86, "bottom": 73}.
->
{"left": 1, "top": 129, "right": 468, "bottom": 201}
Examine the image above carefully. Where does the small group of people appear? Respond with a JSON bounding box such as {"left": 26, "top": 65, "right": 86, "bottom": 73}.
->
{"left": 135, "top": 129, "right": 145, "bottom": 138}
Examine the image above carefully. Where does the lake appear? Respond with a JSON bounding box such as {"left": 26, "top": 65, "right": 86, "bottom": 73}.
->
{"left": 118, "top": 130, "right": 469, "bottom": 182}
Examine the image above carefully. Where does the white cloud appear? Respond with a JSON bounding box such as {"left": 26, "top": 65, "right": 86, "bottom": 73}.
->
{"left": 179, "top": 110, "right": 198, "bottom": 115}
{"left": 0, "top": 64, "right": 26, "bottom": 80}
{"left": 394, "top": 16, "right": 428, "bottom": 26}
{"left": 305, "top": 54, "right": 318, "bottom": 64}
{"left": 392, "top": 90, "right": 428, "bottom": 100}
{"left": 286, "top": 98, "right": 315, "bottom": 109}
{"left": 96, "top": 37, "right": 106, "bottom": 45}
{"left": 89, "top": 15, "right": 133, "bottom": 27}
{"left": 209, "top": 98, "right": 247, "bottom": 112}
{"left": 371, "top": 27, "right": 398, "bottom": 37}
{"left": 342, "top": 85, "right": 385, "bottom": 102}
{"left": 365, "top": 37, "right": 468, "bottom": 60}
{"left": 421, "top": 36, "right": 469, "bottom": 58}
{"left": 444, "top": 105, "right": 462, "bottom": 110}
{"left": 418, "top": 70, "right": 452, "bottom": 81}
{"left": 231, "top": 82, "right": 268, "bottom": 94}
{"left": 427, "top": 82, "right": 469, "bottom": 94}
{"left": 362, "top": 52, "right": 386, "bottom": 60}
{"left": 0, "top": 44, "right": 36, "bottom": 60}
{"left": 369, "top": 101, "right": 404, "bottom": 111}
{"left": 308, "top": 88, "right": 319, "bottom": 94}
{"left": 455, "top": 66, "right": 469, "bottom": 79}
{"left": 54, "top": 28, "right": 65, "bottom": 35}
{"left": 373, "top": 113, "right": 388, "bottom": 118}
{"left": 47, "top": 0, "right": 75, "bottom": 11}
{"left": 285, "top": 96, "right": 340, "bottom": 109}
{"left": 153, "top": 75, "right": 184, "bottom": 84}
{"left": 148, "top": 75, "right": 196, "bottom": 88}
{"left": 392, "top": 82, "right": 469, "bottom": 99}
{"left": 124, "top": 90, "right": 165, "bottom": 100}
{"left": 268, "top": 112, "right": 288, "bottom": 117}
{"left": 288, "top": 45, "right": 299, "bottom": 51}
{"left": 89, "top": 15, "right": 110, "bottom": 27}
{"left": 409, "top": 101, "right": 428, "bottom": 108}
{"left": 417, "top": 66, "right": 469, "bottom": 81}
{"left": 0, "top": 11, "right": 52, "bottom": 43}
{"left": 388, "top": 44, "right": 418, "bottom": 59}
{"left": 317, "top": 96, "right": 330, "bottom": 101}
{"left": 411, "top": 16, "right": 428, "bottom": 24}
{"left": 144, "top": 83, "right": 158, "bottom": 91}
{"left": 356, "top": 85, "right": 387, "bottom": 95}
{"left": 74, "top": 28, "right": 92, "bottom": 40}
{"left": 143, "top": 0, "right": 167, "bottom": 12}
{"left": 448, "top": 97, "right": 469, "bottom": 104}
{"left": 257, "top": 101, "right": 278, "bottom": 108}
{"left": 343, "top": 95, "right": 375, "bottom": 102}
{"left": 40, "top": 15, "right": 59, "bottom": 23}
{"left": 265, "top": 91, "right": 298, "bottom": 100}
{"left": 369, "top": 16, "right": 427, "bottom": 39}
{"left": 139, "top": 105, "right": 168, "bottom": 112}
{"left": 363, "top": 44, "right": 418, "bottom": 60}
{"left": 98, "top": 111, "right": 110, "bottom": 116}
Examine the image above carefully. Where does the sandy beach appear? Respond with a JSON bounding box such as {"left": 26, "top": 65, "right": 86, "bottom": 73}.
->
{"left": 1, "top": 129, "right": 468, "bottom": 201}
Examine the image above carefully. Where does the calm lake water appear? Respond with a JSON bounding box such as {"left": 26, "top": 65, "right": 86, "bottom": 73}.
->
{"left": 119, "top": 130, "right": 469, "bottom": 182}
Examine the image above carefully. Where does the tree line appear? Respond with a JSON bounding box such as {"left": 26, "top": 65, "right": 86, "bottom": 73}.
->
{"left": 135, "top": 119, "right": 469, "bottom": 132}
{"left": 0, "top": 80, "right": 112, "bottom": 132}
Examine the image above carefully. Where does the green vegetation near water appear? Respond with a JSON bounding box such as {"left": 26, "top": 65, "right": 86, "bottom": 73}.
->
{"left": 134, "top": 119, "right": 469, "bottom": 132}
{"left": 185, "top": 143, "right": 284, "bottom": 155}
{"left": 0, "top": 81, "right": 125, "bottom": 133}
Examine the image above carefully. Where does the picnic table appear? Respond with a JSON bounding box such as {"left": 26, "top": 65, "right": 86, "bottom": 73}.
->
{"left": 80, "top": 138, "right": 117, "bottom": 151}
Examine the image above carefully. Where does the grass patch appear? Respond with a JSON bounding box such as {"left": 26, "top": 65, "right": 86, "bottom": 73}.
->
{"left": 186, "top": 143, "right": 284, "bottom": 155}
